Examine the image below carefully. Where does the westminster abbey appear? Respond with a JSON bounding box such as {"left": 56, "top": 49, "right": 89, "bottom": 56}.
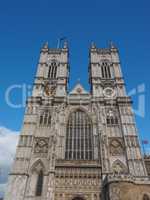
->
{"left": 4, "top": 42, "right": 150, "bottom": 200}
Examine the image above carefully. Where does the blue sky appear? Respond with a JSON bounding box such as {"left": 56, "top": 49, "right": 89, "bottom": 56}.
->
{"left": 0, "top": 0, "right": 150, "bottom": 142}
{"left": 0, "top": 0, "right": 150, "bottom": 197}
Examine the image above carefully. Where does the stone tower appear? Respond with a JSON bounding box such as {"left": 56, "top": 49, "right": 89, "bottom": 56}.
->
{"left": 4, "top": 42, "right": 150, "bottom": 200}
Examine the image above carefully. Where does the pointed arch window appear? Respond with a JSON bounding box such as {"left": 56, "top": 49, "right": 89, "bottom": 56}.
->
{"left": 39, "top": 110, "right": 51, "bottom": 126}
{"left": 48, "top": 61, "right": 57, "bottom": 79}
{"left": 65, "top": 110, "right": 93, "bottom": 160}
{"left": 101, "top": 62, "right": 111, "bottom": 79}
{"left": 35, "top": 170, "right": 44, "bottom": 196}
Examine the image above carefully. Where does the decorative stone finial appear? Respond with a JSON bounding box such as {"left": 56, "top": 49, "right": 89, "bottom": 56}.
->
{"left": 110, "top": 41, "right": 116, "bottom": 49}
{"left": 63, "top": 41, "right": 68, "bottom": 49}
{"left": 43, "top": 41, "right": 48, "bottom": 49}
{"left": 91, "top": 42, "right": 96, "bottom": 49}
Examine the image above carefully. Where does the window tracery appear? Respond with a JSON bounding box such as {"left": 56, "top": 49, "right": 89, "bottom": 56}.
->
{"left": 39, "top": 110, "right": 51, "bottom": 126}
{"left": 65, "top": 110, "right": 93, "bottom": 160}
{"left": 48, "top": 61, "right": 57, "bottom": 79}
{"left": 101, "top": 62, "right": 111, "bottom": 79}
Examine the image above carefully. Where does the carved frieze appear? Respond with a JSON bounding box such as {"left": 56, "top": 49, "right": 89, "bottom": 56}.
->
{"left": 55, "top": 177, "right": 100, "bottom": 188}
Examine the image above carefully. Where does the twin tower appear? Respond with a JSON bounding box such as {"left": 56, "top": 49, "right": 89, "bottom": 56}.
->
{"left": 32, "top": 41, "right": 126, "bottom": 98}
{"left": 5, "top": 42, "right": 150, "bottom": 200}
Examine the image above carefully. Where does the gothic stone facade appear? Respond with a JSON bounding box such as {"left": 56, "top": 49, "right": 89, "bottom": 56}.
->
{"left": 4, "top": 42, "right": 150, "bottom": 200}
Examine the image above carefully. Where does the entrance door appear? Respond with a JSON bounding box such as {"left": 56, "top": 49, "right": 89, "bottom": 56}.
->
{"left": 72, "top": 197, "right": 84, "bottom": 200}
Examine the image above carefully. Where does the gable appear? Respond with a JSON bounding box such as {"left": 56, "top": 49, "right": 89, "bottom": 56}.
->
{"left": 69, "top": 83, "right": 89, "bottom": 95}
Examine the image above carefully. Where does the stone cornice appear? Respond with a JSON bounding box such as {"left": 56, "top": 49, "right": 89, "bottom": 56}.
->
{"left": 103, "top": 174, "right": 150, "bottom": 186}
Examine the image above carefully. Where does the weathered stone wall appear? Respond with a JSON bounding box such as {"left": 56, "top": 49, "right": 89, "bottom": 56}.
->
{"left": 107, "top": 182, "right": 150, "bottom": 200}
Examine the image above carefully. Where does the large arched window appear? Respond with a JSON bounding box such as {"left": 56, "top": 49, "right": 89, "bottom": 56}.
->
{"left": 65, "top": 110, "right": 93, "bottom": 160}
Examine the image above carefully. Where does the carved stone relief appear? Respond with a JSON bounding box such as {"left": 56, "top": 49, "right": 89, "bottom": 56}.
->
{"left": 112, "top": 160, "right": 127, "bottom": 174}
{"left": 34, "top": 138, "right": 49, "bottom": 154}
{"left": 109, "top": 138, "right": 124, "bottom": 156}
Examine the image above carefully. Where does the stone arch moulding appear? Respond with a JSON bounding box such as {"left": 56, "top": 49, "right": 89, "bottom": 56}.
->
{"left": 30, "top": 159, "right": 46, "bottom": 174}
{"left": 65, "top": 105, "right": 97, "bottom": 125}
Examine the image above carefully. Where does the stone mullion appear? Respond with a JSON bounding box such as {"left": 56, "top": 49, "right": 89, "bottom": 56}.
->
{"left": 67, "top": 121, "right": 70, "bottom": 159}
{"left": 51, "top": 64, "right": 54, "bottom": 78}
{"left": 106, "top": 65, "right": 110, "bottom": 78}
{"left": 78, "top": 111, "right": 80, "bottom": 159}
{"left": 86, "top": 118, "right": 88, "bottom": 160}
{"left": 79, "top": 111, "right": 82, "bottom": 159}
{"left": 82, "top": 113, "right": 85, "bottom": 160}
{"left": 88, "top": 123, "right": 91, "bottom": 159}
{"left": 90, "top": 124, "right": 93, "bottom": 160}
{"left": 86, "top": 120, "right": 89, "bottom": 159}
{"left": 83, "top": 113, "right": 86, "bottom": 160}
{"left": 46, "top": 112, "right": 49, "bottom": 126}
{"left": 71, "top": 113, "right": 74, "bottom": 160}
{"left": 75, "top": 111, "right": 77, "bottom": 160}
{"left": 66, "top": 121, "right": 68, "bottom": 159}
{"left": 73, "top": 112, "right": 78, "bottom": 160}
{"left": 54, "top": 65, "right": 57, "bottom": 78}
{"left": 69, "top": 120, "right": 73, "bottom": 159}
{"left": 50, "top": 65, "right": 53, "bottom": 78}
{"left": 76, "top": 111, "right": 78, "bottom": 159}
{"left": 86, "top": 119, "right": 90, "bottom": 159}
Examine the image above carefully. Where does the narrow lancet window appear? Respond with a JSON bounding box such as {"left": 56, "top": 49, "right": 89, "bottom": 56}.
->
{"left": 101, "top": 62, "right": 111, "bottom": 79}
{"left": 48, "top": 61, "right": 57, "bottom": 79}
{"left": 35, "top": 170, "right": 44, "bottom": 196}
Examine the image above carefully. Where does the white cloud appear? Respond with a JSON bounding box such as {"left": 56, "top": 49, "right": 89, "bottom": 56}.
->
{"left": 0, "top": 184, "right": 6, "bottom": 197}
{"left": 0, "top": 127, "right": 19, "bottom": 197}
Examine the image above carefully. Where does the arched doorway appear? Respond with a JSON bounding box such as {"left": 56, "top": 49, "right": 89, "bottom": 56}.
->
{"left": 72, "top": 197, "right": 84, "bottom": 200}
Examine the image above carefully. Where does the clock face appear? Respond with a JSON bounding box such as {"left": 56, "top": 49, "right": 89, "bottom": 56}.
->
{"left": 103, "top": 87, "right": 115, "bottom": 98}
{"left": 44, "top": 84, "right": 56, "bottom": 96}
